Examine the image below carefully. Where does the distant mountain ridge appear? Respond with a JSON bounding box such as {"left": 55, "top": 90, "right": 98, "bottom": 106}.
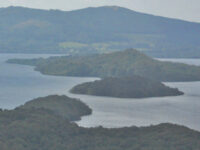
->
{"left": 1, "top": 6, "right": 200, "bottom": 57}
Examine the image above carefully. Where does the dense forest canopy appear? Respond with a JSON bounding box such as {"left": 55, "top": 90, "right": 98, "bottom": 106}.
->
{"left": 70, "top": 76, "right": 184, "bottom": 98}
{"left": 0, "top": 95, "right": 200, "bottom": 150}
{"left": 0, "top": 6, "right": 200, "bottom": 57}
{"left": 19, "top": 95, "right": 92, "bottom": 121}
{"left": 8, "top": 49, "right": 200, "bottom": 82}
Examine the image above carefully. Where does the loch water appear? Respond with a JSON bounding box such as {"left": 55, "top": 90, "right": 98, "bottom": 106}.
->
{"left": 0, "top": 54, "right": 199, "bottom": 131}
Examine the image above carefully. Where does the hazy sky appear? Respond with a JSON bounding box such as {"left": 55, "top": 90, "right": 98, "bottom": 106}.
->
{"left": 0, "top": 0, "right": 200, "bottom": 22}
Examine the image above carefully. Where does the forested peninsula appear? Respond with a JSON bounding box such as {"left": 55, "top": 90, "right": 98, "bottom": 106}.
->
{"left": 8, "top": 49, "right": 200, "bottom": 82}
{"left": 0, "top": 95, "right": 200, "bottom": 150}
{"left": 19, "top": 95, "right": 92, "bottom": 121}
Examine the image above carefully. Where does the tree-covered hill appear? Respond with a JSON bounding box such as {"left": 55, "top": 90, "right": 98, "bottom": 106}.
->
{"left": 0, "top": 96, "right": 200, "bottom": 150}
{"left": 1, "top": 6, "right": 200, "bottom": 57}
{"left": 70, "top": 76, "right": 183, "bottom": 98}
{"left": 19, "top": 95, "right": 92, "bottom": 121}
{"left": 8, "top": 49, "right": 200, "bottom": 82}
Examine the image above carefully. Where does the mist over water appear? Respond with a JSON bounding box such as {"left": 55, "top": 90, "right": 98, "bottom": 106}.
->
{"left": 0, "top": 54, "right": 200, "bottom": 131}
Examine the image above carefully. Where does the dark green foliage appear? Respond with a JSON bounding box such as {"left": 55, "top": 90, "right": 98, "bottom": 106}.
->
{"left": 19, "top": 95, "right": 92, "bottom": 121}
{"left": 8, "top": 49, "right": 200, "bottom": 82}
{"left": 0, "top": 107, "right": 200, "bottom": 150}
{"left": 1, "top": 6, "right": 200, "bottom": 57}
{"left": 0, "top": 108, "right": 79, "bottom": 150}
{"left": 70, "top": 76, "right": 183, "bottom": 98}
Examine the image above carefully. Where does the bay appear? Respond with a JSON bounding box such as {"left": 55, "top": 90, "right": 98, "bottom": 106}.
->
{"left": 0, "top": 54, "right": 97, "bottom": 109}
{"left": 0, "top": 54, "right": 200, "bottom": 131}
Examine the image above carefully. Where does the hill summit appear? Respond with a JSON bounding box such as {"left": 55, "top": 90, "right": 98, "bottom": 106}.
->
{"left": 0, "top": 6, "right": 200, "bottom": 57}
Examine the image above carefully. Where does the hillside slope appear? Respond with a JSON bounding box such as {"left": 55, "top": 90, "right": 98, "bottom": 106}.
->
{"left": 8, "top": 49, "right": 200, "bottom": 82}
{"left": 1, "top": 6, "right": 200, "bottom": 57}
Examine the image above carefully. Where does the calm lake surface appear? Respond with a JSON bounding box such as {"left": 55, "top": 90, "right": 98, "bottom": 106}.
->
{"left": 0, "top": 54, "right": 97, "bottom": 109}
{"left": 0, "top": 54, "right": 200, "bottom": 131}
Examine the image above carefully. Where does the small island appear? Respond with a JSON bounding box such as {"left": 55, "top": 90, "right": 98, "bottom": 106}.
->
{"left": 19, "top": 95, "right": 92, "bottom": 121}
{"left": 70, "top": 76, "right": 184, "bottom": 98}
